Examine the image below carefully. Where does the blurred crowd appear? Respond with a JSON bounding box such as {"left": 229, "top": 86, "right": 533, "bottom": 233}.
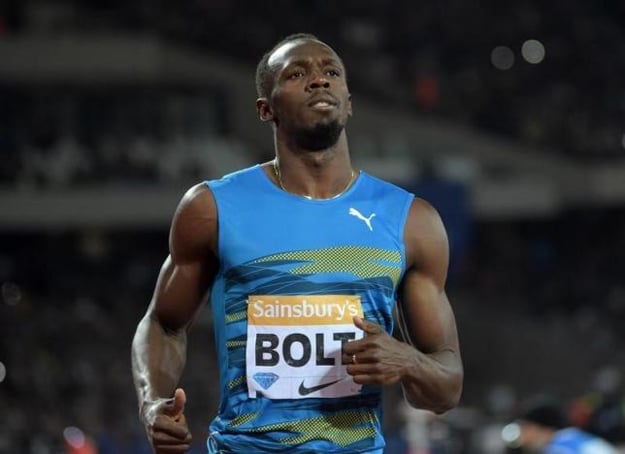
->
{"left": 1, "top": 0, "right": 624, "bottom": 162}
{"left": 2, "top": 208, "right": 625, "bottom": 453}
{"left": 2, "top": 1, "right": 625, "bottom": 453}
{"left": 0, "top": 231, "right": 217, "bottom": 453}
{"left": 0, "top": 87, "right": 256, "bottom": 189}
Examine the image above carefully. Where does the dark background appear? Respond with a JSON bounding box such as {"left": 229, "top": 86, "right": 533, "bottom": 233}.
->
{"left": 1, "top": 1, "right": 625, "bottom": 453}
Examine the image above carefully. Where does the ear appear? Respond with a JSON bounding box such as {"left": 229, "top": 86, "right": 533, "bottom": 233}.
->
{"left": 256, "top": 98, "right": 274, "bottom": 122}
{"left": 347, "top": 93, "right": 353, "bottom": 117}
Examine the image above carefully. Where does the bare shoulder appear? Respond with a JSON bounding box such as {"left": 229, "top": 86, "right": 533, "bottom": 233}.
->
{"left": 170, "top": 182, "right": 218, "bottom": 262}
{"left": 405, "top": 197, "right": 447, "bottom": 241}
{"left": 175, "top": 182, "right": 216, "bottom": 215}
{"left": 404, "top": 197, "right": 449, "bottom": 272}
{"left": 407, "top": 196, "right": 441, "bottom": 219}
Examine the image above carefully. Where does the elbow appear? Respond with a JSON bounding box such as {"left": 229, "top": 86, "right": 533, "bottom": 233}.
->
{"left": 434, "top": 370, "right": 464, "bottom": 414}
{"left": 406, "top": 369, "right": 464, "bottom": 415}
{"left": 432, "top": 388, "right": 462, "bottom": 415}
{"left": 413, "top": 394, "right": 460, "bottom": 415}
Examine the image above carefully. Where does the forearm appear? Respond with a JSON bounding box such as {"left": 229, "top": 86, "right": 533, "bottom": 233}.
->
{"left": 131, "top": 313, "right": 187, "bottom": 423}
{"left": 400, "top": 347, "right": 463, "bottom": 414}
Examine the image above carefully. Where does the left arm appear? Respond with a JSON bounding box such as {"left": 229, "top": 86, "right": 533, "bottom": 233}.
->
{"left": 343, "top": 198, "right": 463, "bottom": 414}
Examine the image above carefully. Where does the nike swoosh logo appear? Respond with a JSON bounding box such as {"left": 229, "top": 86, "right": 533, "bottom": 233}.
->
{"left": 298, "top": 378, "right": 342, "bottom": 396}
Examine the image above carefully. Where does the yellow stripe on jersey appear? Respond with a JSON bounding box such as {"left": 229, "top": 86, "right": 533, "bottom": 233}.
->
{"left": 227, "top": 408, "right": 378, "bottom": 447}
{"left": 252, "top": 246, "right": 402, "bottom": 286}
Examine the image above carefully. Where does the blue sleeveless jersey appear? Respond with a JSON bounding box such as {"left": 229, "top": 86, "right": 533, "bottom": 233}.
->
{"left": 546, "top": 428, "right": 617, "bottom": 454}
{"left": 205, "top": 164, "right": 414, "bottom": 453}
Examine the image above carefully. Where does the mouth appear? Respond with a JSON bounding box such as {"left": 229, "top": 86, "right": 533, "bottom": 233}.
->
{"left": 307, "top": 95, "right": 338, "bottom": 111}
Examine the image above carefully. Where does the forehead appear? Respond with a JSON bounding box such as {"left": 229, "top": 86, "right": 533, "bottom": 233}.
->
{"left": 268, "top": 40, "right": 342, "bottom": 69}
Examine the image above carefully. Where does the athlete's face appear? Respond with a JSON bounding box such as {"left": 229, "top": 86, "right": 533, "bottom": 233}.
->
{"left": 257, "top": 40, "right": 352, "bottom": 150}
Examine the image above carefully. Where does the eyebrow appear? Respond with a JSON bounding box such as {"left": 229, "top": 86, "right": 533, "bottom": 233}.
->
{"left": 285, "top": 57, "right": 343, "bottom": 69}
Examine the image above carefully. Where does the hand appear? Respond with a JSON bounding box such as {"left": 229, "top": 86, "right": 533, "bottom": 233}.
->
{"left": 342, "top": 316, "right": 414, "bottom": 386}
{"left": 144, "top": 388, "right": 192, "bottom": 453}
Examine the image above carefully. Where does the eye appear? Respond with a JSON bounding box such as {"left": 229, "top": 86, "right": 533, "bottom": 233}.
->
{"left": 288, "top": 71, "right": 304, "bottom": 79}
{"left": 326, "top": 68, "right": 341, "bottom": 77}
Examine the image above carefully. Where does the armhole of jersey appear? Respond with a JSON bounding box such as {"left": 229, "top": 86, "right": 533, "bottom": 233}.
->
{"left": 397, "top": 192, "right": 415, "bottom": 278}
{"left": 203, "top": 180, "right": 229, "bottom": 381}
{"left": 204, "top": 180, "right": 224, "bottom": 274}
{"left": 394, "top": 192, "right": 415, "bottom": 346}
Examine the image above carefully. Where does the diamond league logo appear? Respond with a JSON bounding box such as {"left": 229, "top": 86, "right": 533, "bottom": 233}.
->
{"left": 253, "top": 372, "right": 279, "bottom": 390}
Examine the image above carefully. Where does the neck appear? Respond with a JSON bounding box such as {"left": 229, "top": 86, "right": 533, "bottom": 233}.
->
{"left": 271, "top": 132, "right": 355, "bottom": 199}
{"left": 274, "top": 127, "right": 349, "bottom": 157}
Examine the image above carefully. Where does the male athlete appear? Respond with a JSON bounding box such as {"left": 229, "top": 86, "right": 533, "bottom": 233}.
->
{"left": 132, "top": 33, "right": 463, "bottom": 453}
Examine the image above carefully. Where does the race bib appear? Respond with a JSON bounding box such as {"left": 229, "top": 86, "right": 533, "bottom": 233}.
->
{"left": 246, "top": 295, "right": 364, "bottom": 399}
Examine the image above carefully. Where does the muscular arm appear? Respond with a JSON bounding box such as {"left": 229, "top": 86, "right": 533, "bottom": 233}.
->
{"left": 397, "top": 198, "right": 463, "bottom": 413}
{"left": 342, "top": 198, "right": 463, "bottom": 414}
{"left": 131, "top": 183, "right": 219, "bottom": 424}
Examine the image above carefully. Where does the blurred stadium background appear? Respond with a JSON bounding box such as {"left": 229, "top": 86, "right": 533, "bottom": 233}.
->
{"left": 1, "top": 1, "right": 625, "bottom": 453}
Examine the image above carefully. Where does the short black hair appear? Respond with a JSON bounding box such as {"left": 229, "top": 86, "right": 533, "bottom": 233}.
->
{"left": 518, "top": 397, "right": 567, "bottom": 430}
{"left": 255, "top": 33, "right": 321, "bottom": 99}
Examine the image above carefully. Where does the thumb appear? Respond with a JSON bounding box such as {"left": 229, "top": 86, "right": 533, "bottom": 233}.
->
{"left": 167, "top": 388, "right": 186, "bottom": 418}
{"left": 353, "top": 316, "right": 383, "bottom": 335}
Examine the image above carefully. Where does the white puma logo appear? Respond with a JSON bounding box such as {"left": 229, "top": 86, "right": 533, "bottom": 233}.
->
{"left": 349, "top": 208, "right": 376, "bottom": 231}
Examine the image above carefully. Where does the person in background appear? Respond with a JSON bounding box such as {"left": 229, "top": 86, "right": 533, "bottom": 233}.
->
{"left": 504, "top": 396, "right": 617, "bottom": 454}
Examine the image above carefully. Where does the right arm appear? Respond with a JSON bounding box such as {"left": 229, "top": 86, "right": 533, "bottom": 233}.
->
{"left": 131, "top": 183, "right": 219, "bottom": 452}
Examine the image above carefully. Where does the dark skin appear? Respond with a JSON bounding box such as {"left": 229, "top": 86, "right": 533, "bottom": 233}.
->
{"left": 132, "top": 38, "right": 463, "bottom": 453}
{"left": 257, "top": 39, "right": 354, "bottom": 198}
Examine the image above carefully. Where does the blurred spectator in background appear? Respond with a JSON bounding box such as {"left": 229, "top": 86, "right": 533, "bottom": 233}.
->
{"left": 569, "top": 366, "right": 625, "bottom": 451}
{"left": 503, "top": 396, "right": 617, "bottom": 453}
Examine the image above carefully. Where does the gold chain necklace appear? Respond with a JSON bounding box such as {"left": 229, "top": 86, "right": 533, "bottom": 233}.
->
{"left": 273, "top": 159, "right": 356, "bottom": 200}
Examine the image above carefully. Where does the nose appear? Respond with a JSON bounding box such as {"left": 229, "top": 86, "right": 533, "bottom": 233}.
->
{"left": 307, "top": 71, "right": 330, "bottom": 91}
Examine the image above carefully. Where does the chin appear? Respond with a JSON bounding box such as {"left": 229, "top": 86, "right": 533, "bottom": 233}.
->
{"left": 295, "top": 120, "right": 344, "bottom": 151}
